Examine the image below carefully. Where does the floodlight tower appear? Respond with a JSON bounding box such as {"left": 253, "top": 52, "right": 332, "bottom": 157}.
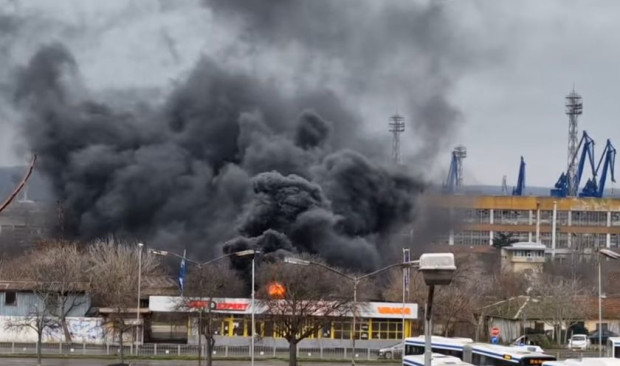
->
{"left": 454, "top": 145, "right": 467, "bottom": 187}
{"left": 566, "top": 88, "right": 583, "bottom": 196}
{"left": 389, "top": 113, "right": 405, "bottom": 164}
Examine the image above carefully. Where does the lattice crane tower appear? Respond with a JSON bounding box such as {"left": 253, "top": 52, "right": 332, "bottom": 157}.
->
{"left": 388, "top": 113, "right": 405, "bottom": 164}
{"left": 566, "top": 89, "right": 583, "bottom": 196}
{"left": 454, "top": 145, "right": 467, "bottom": 186}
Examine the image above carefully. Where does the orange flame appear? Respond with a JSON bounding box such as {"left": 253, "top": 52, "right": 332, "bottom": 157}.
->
{"left": 268, "top": 282, "right": 286, "bottom": 298}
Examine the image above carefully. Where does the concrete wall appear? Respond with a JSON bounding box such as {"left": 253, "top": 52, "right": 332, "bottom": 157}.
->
{"left": 0, "top": 316, "right": 108, "bottom": 344}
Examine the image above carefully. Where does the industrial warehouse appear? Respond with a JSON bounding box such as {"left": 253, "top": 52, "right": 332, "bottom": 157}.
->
{"left": 436, "top": 195, "right": 620, "bottom": 253}
{"left": 432, "top": 89, "right": 620, "bottom": 259}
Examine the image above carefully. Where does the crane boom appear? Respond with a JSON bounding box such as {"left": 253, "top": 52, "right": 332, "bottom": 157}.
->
{"left": 0, "top": 154, "right": 37, "bottom": 214}
{"left": 580, "top": 139, "right": 616, "bottom": 198}
{"left": 444, "top": 151, "right": 458, "bottom": 193}
{"left": 512, "top": 156, "right": 526, "bottom": 196}
{"left": 551, "top": 131, "right": 595, "bottom": 197}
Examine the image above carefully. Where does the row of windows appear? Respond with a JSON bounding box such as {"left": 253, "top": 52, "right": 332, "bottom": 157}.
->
{"left": 201, "top": 316, "right": 411, "bottom": 340}
{"left": 494, "top": 210, "right": 531, "bottom": 225}
{"left": 512, "top": 250, "right": 544, "bottom": 257}
{"left": 453, "top": 209, "right": 620, "bottom": 227}
{"left": 453, "top": 231, "right": 489, "bottom": 246}
{"left": 448, "top": 230, "right": 620, "bottom": 249}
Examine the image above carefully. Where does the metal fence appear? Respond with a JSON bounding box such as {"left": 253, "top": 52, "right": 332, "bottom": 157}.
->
{"left": 0, "top": 342, "right": 605, "bottom": 361}
{"left": 0, "top": 342, "right": 385, "bottom": 360}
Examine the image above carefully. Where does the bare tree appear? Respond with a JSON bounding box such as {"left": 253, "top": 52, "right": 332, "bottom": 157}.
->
{"left": 86, "top": 240, "right": 160, "bottom": 365}
{"left": 426, "top": 255, "right": 490, "bottom": 339}
{"left": 178, "top": 261, "right": 245, "bottom": 366}
{"left": 2, "top": 243, "right": 89, "bottom": 365}
{"left": 4, "top": 291, "right": 60, "bottom": 366}
{"left": 487, "top": 270, "right": 530, "bottom": 302}
{"left": 257, "top": 259, "right": 351, "bottom": 366}
{"left": 17, "top": 243, "right": 89, "bottom": 344}
{"left": 382, "top": 253, "right": 489, "bottom": 340}
{"left": 529, "top": 274, "right": 591, "bottom": 344}
{"left": 0, "top": 256, "right": 22, "bottom": 280}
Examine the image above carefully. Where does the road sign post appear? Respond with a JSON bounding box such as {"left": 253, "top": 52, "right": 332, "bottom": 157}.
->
{"left": 491, "top": 327, "right": 500, "bottom": 338}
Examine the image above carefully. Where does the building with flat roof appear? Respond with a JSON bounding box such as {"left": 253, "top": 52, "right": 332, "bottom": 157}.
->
{"left": 431, "top": 195, "right": 620, "bottom": 257}
{"left": 149, "top": 296, "right": 418, "bottom": 347}
{"left": 500, "top": 242, "right": 546, "bottom": 273}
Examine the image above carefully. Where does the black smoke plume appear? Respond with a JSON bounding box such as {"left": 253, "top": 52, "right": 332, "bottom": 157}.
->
{"left": 203, "top": 0, "right": 469, "bottom": 162}
{"left": 14, "top": 43, "right": 423, "bottom": 271}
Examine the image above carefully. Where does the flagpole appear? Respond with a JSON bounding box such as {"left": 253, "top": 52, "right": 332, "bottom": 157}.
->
{"left": 180, "top": 249, "right": 187, "bottom": 297}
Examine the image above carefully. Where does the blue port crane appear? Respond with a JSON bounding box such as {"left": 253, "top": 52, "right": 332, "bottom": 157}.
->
{"left": 580, "top": 139, "right": 616, "bottom": 198}
{"left": 550, "top": 131, "right": 596, "bottom": 197}
{"left": 444, "top": 150, "right": 459, "bottom": 193}
{"left": 512, "top": 156, "right": 526, "bottom": 196}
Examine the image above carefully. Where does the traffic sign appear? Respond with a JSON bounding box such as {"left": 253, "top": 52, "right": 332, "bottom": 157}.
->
{"left": 491, "top": 327, "right": 500, "bottom": 336}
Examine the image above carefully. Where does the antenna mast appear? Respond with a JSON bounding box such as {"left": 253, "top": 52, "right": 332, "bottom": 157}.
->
{"left": 389, "top": 113, "right": 405, "bottom": 164}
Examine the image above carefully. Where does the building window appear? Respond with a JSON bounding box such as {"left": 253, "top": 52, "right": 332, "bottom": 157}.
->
{"left": 355, "top": 318, "right": 370, "bottom": 340}
{"left": 333, "top": 320, "right": 351, "bottom": 340}
{"left": 454, "top": 231, "right": 488, "bottom": 246}
{"left": 611, "top": 234, "right": 620, "bottom": 248}
{"left": 572, "top": 211, "right": 607, "bottom": 226}
{"left": 5, "top": 291, "right": 16, "bottom": 306}
{"left": 371, "top": 320, "right": 403, "bottom": 340}
{"left": 232, "top": 317, "right": 245, "bottom": 336}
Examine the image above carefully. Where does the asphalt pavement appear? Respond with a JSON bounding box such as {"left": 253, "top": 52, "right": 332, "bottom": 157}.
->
{"left": 0, "top": 359, "right": 392, "bottom": 366}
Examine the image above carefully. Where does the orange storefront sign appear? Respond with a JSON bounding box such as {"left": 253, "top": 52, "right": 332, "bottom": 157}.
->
{"left": 377, "top": 306, "right": 412, "bottom": 315}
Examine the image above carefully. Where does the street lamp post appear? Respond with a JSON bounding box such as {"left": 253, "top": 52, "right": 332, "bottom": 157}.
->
{"left": 418, "top": 253, "right": 456, "bottom": 366}
{"left": 284, "top": 257, "right": 419, "bottom": 366}
{"left": 231, "top": 249, "right": 260, "bottom": 366}
{"left": 136, "top": 242, "right": 144, "bottom": 345}
{"left": 598, "top": 249, "right": 620, "bottom": 356}
{"left": 150, "top": 247, "right": 260, "bottom": 366}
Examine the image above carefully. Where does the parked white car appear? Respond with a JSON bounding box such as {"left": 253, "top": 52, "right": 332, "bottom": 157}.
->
{"left": 568, "top": 334, "right": 590, "bottom": 350}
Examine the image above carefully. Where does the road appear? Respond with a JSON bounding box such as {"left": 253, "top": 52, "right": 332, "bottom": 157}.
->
{"left": 0, "top": 359, "right": 392, "bottom": 366}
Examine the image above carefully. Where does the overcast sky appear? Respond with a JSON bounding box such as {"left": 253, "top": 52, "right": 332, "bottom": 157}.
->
{"left": 1, "top": 0, "right": 620, "bottom": 188}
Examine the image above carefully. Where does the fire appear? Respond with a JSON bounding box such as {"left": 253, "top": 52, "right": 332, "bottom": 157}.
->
{"left": 268, "top": 282, "right": 286, "bottom": 298}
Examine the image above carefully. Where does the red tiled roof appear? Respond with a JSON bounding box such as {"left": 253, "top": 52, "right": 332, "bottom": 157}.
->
{"left": 483, "top": 296, "right": 620, "bottom": 321}
{"left": 586, "top": 297, "right": 620, "bottom": 319}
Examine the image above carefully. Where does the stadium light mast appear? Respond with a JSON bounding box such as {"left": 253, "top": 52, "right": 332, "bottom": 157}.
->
{"left": 389, "top": 113, "right": 405, "bottom": 164}
{"left": 566, "top": 88, "right": 583, "bottom": 196}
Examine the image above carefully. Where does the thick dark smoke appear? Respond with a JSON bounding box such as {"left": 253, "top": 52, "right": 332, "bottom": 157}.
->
{"left": 203, "top": 0, "right": 468, "bottom": 162}
{"left": 13, "top": 42, "right": 422, "bottom": 271}
{"left": 5, "top": 0, "right": 484, "bottom": 270}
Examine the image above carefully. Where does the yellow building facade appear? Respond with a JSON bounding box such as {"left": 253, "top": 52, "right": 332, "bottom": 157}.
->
{"left": 149, "top": 296, "right": 418, "bottom": 344}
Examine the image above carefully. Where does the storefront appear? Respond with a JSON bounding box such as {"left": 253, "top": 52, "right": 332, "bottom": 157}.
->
{"left": 149, "top": 296, "right": 418, "bottom": 344}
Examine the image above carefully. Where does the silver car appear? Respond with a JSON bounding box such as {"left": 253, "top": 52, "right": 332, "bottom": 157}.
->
{"left": 378, "top": 342, "right": 403, "bottom": 359}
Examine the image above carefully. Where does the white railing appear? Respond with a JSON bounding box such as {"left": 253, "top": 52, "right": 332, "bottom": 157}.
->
{"left": 0, "top": 342, "right": 384, "bottom": 360}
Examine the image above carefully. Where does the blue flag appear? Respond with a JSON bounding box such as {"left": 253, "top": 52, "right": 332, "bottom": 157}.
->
{"left": 179, "top": 249, "right": 187, "bottom": 295}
